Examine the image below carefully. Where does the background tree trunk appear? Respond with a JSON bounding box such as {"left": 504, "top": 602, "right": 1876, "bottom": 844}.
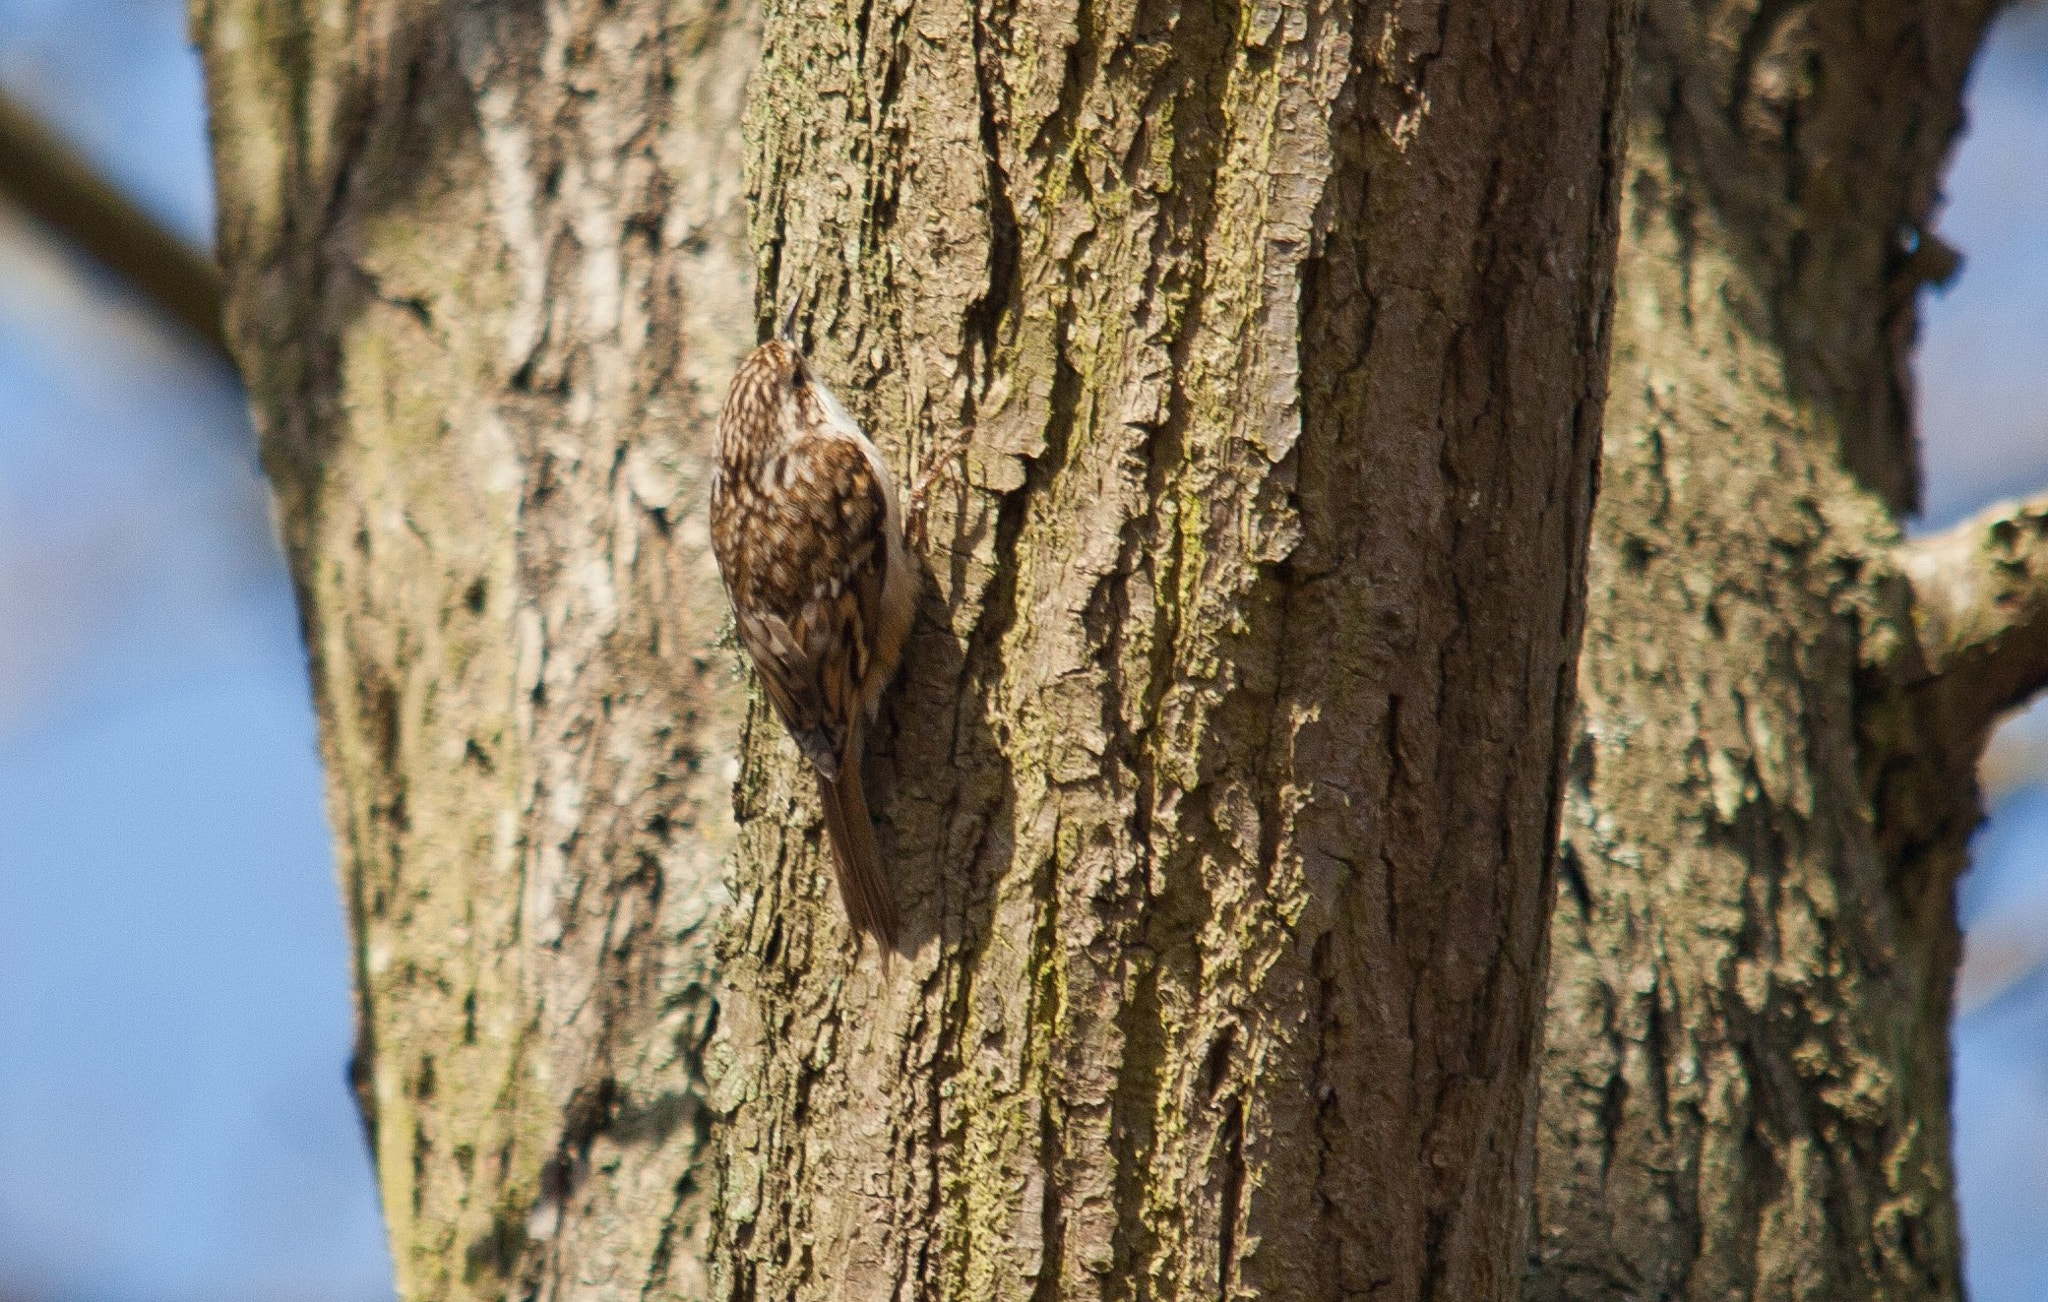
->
{"left": 706, "top": 0, "right": 1626, "bottom": 1297}
{"left": 1526, "top": 0, "right": 2041, "bottom": 1297}
{"left": 194, "top": 3, "right": 758, "bottom": 1298}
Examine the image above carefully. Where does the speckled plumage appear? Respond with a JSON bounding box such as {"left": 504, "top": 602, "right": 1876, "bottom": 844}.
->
{"left": 710, "top": 338, "right": 914, "bottom": 953}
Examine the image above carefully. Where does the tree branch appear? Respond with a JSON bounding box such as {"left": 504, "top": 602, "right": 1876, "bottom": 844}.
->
{"left": 1899, "top": 491, "right": 2048, "bottom": 730}
{"left": 0, "top": 89, "right": 229, "bottom": 365}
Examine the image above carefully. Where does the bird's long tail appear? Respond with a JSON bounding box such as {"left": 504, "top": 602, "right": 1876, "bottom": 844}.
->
{"left": 816, "top": 733, "right": 900, "bottom": 961}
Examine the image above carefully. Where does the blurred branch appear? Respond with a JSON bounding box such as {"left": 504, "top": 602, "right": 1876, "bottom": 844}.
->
{"left": 1899, "top": 490, "right": 2048, "bottom": 731}
{"left": 0, "top": 88, "right": 229, "bottom": 365}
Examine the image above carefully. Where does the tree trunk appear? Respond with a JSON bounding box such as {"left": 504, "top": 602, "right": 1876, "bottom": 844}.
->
{"left": 706, "top": 0, "right": 1627, "bottom": 1297}
{"left": 196, "top": 0, "right": 1632, "bottom": 1296}
{"left": 1526, "top": 0, "right": 2040, "bottom": 1297}
{"left": 194, "top": 3, "right": 757, "bottom": 1298}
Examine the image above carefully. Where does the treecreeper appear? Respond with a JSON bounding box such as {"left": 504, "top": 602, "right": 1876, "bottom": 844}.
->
{"left": 709, "top": 314, "right": 960, "bottom": 963}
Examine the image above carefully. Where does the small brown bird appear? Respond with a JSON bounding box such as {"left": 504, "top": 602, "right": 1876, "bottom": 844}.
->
{"left": 709, "top": 317, "right": 916, "bottom": 953}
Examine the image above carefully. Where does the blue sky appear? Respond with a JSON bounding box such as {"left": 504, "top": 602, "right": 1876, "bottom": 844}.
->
{"left": 0, "top": 4, "right": 389, "bottom": 1300}
{"left": 1919, "top": 2, "right": 2048, "bottom": 531}
{"left": 0, "top": 2, "right": 2039, "bottom": 1301}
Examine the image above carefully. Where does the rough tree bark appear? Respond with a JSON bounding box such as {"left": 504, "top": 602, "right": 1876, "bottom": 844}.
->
{"left": 196, "top": 0, "right": 1631, "bottom": 1297}
{"left": 195, "top": 3, "right": 757, "bottom": 1299}
{"left": 705, "top": 0, "right": 1626, "bottom": 1297}
{"left": 1526, "top": 0, "right": 2039, "bottom": 1298}
{"left": 190, "top": 0, "right": 2048, "bottom": 1296}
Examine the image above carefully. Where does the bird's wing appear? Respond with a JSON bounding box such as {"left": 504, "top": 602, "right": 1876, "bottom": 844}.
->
{"left": 729, "top": 437, "right": 891, "bottom": 779}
